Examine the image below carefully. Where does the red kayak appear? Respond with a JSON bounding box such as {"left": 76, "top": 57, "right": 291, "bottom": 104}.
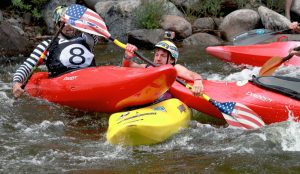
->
{"left": 26, "top": 65, "right": 177, "bottom": 113}
{"left": 206, "top": 41, "right": 300, "bottom": 66}
{"left": 170, "top": 78, "right": 300, "bottom": 125}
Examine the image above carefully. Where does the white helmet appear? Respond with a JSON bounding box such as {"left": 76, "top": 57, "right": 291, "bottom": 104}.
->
{"left": 155, "top": 40, "right": 179, "bottom": 62}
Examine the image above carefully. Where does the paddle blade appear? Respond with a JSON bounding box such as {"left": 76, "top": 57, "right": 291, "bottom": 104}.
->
{"left": 211, "top": 100, "right": 265, "bottom": 129}
{"left": 259, "top": 56, "right": 284, "bottom": 76}
{"left": 61, "top": 4, "right": 111, "bottom": 38}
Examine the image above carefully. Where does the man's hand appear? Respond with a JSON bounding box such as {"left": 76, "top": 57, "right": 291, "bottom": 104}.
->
{"left": 192, "top": 79, "right": 204, "bottom": 96}
{"left": 125, "top": 44, "right": 138, "bottom": 59}
{"left": 12, "top": 82, "right": 24, "bottom": 98}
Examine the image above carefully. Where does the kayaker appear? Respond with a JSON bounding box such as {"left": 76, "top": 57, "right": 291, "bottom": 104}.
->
{"left": 288, "top": 21, "right": 300, "bottom": 56}
{"left": 285, "top": 0, "right": 293, "bottom": 20}
{"left": 12, "top": 5, "right": 99, "bottom": 98}
{"left": 122, "top": 40, "right": 204, "bottom": 98}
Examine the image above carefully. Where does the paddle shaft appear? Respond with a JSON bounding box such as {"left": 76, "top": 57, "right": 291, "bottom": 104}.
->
{"left": 21, "top": 23, "right": 65, "bottom": 89}
{"left": 282, "top": 45, "right": 300, "bottom": 61}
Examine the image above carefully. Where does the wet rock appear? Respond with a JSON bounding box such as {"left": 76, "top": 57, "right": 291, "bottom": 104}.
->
{"left": 0, "top": 21, "right": 31, "bottom": 56}
{"left": 0, "top": 10, "right": 3, "bottom": 22}
{"left": 258, "top": 6, "right": 291, "bottom": 31}
{"left": 219, "top": 9, "right": 260, "bottom": 41}
{"left": 160, "top": 15, "right": 192, "bottom": 39}
{"left": 182, "top": 33, "right": 222, "bottom": 46}
{"left": 162, "top": 0, "right": 183, "bottom": 17}
{"left": 192, "top": 17, "right": 216, "bottom": 32}
{"left": 291, "top": 0, "right": 300, "bottom": 16}
{"left": 128, "top": 29, "right": 165, "bottom": 49}
{"left": 95, "top": 0, "right": 141, "bottom": 42}
{"left": 42, "top": 0, "right": 76, "bottom": 34}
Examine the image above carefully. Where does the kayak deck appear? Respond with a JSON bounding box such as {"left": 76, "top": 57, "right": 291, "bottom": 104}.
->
{"left": 206, "top": 41, "right": 300, "bottom": 66}
{"left": 26, "top": 65, "right": 177, "bottom": 113}
{"left": 170, "top": 79, "right": 300, "bottom": 125}
{"left": 107, "top": 98, "right": 191, "bottom": 146}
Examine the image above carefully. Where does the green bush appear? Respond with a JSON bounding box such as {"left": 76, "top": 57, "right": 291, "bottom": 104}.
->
{"left": 236, "top": 0, "right": 285, "bottom": 13}
{"left": 134, "top": 0, "right": 165, "bottom": 29}
{"left": 263, "top": 0, "right": 285, "bottom": 13}
{"left": 11, "top": 0, "right": 48, "bottom": 20}
{"left": 181, "top": 0, "right": 285, "bottom": 21}
{"left": 180, "top": 0, "right": 223, "bottom": 23}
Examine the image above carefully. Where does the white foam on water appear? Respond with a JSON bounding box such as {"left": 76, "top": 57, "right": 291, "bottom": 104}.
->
{"left": 102, "top": 143, "right": 130, "bottom": 159}
{"left": 208, "top": 65, "right": 299, "bottom": 82}
{"left": 279, "top": 110, "right": 300, "bottom": 151}
{"left": 224, "top": 67, "right": 259, "bottom": 81}
{"left": 273, "top": 66, "right": 300, "bottom": 78}
{"left": 0, "top": 91, "right": 14, "bottom": 107}
{"left": 207, "top": 66, "right": 259, "bottom": 82}
{"left": 23, "top": 120, "right": 65, "bottom": 135}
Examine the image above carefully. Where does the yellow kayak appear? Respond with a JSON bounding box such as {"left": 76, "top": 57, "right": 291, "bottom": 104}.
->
{"left": 107, "top": 98, "right": 191, "bottom": 146}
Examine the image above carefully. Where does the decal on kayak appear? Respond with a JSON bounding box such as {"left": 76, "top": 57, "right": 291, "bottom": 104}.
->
{"left": 152, "top": 106, "right": 166, "bottom": 112}
{"left": 63, "top": 76, "right": 78, "bottom": 81}
{"left": 177, "top": 104, "right": 186, "bottom": 113}
{"left": 118, "top": 111, "right": 130, "bottom": 120}
{"left": 236, "top": 80, "right": 248, "bottom": 86}
{"left": 246, "top": 92, "right": 272, "bottom": 102}
{"left": 117, "top": 112, "right": 157, "bottom": 124}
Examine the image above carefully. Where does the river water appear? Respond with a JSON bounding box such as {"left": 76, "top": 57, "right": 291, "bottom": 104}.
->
{"left": 1, "top": 44, "right": 300, "bottom": 173}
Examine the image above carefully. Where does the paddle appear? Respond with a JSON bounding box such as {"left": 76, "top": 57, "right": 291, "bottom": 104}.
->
{"left": 175, "top": 79, "right": 265, "bottom": 129}
{"left": 63, "top": 4, "right": 265, "bottom": 129}
{"left": 232, "top": 28, "right": 291, "bottom": 46}
{"left": 21, "top": 23, "right": 65, "bottom": 89}
{"left": 259, "top": 46, "right": 300, "bottom": 76}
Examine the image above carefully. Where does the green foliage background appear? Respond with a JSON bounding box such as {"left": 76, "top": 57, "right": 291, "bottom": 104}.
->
{"left": 11, "top": 0, "right": 48, "bottom": 20}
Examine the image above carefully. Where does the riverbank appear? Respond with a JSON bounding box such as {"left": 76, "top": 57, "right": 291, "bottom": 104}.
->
{"left": 1, "top": 0, "right": 300, "bottom": 58}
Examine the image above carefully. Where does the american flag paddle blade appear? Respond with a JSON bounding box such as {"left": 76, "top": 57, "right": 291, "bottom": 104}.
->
{"left": 61, "top": 4, "right": 111, "bottom": 38}
{"left": 211, "top": 100, "right": 265, "bottom": 129}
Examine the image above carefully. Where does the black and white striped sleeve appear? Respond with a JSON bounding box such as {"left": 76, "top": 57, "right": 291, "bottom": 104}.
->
{"left": 13, "top": 39, "right": 51, "bottom": 83}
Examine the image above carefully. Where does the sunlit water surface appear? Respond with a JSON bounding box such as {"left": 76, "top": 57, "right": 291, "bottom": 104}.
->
{"left": 1, "top": 44, "right": 300, "bottom": 173}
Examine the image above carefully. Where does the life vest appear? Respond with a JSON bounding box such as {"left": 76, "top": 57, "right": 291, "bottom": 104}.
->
{"left": 46, "top": 37, "right": 96, "bottom": 77}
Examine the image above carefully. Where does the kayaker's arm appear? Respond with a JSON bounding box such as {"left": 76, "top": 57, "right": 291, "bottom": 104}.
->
{"left": 122, "top": 44, "right": 146, "bottom": 68}
{"left": 175, "top": 64, "right": 204, "bottom": 96}
{"left": 13, "top": 39, "right": 51, "bottom": 84}
{"left": 12, "top": 39, "right": 51, "bottom": 97}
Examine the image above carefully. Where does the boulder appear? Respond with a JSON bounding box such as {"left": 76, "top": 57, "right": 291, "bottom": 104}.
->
{"left": 42, "top": 0, "right": 76, "bottom": 34}
{"left": 258, "top": 6, "right": 291, "bottom": 30}
{"left": 160, "top": 15, "right": 192, "bottom": 38}
{"left": 182, "top": 33, "right": 222, "bottom": 46}
{"left": 192, "top": 17, "right": 216, "bottom": 32}
{"left": 219, "top": 9, "right": 260, "bottom": 41}
{"left": 128, "top": 29, "right": 165, "bottom": 49}
{"left": 291, "top": 0, "right": 300, "bottom": 16}
{"left": 0, "top": 21, "right": 31, "bottom": 56}
{"left": 95, "top": 0, "right": 141, "bottom": 42}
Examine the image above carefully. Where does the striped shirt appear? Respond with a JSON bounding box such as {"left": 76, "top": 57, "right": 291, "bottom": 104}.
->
{"left": 13, "top": 33, "right": 98, "bottom": 84}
